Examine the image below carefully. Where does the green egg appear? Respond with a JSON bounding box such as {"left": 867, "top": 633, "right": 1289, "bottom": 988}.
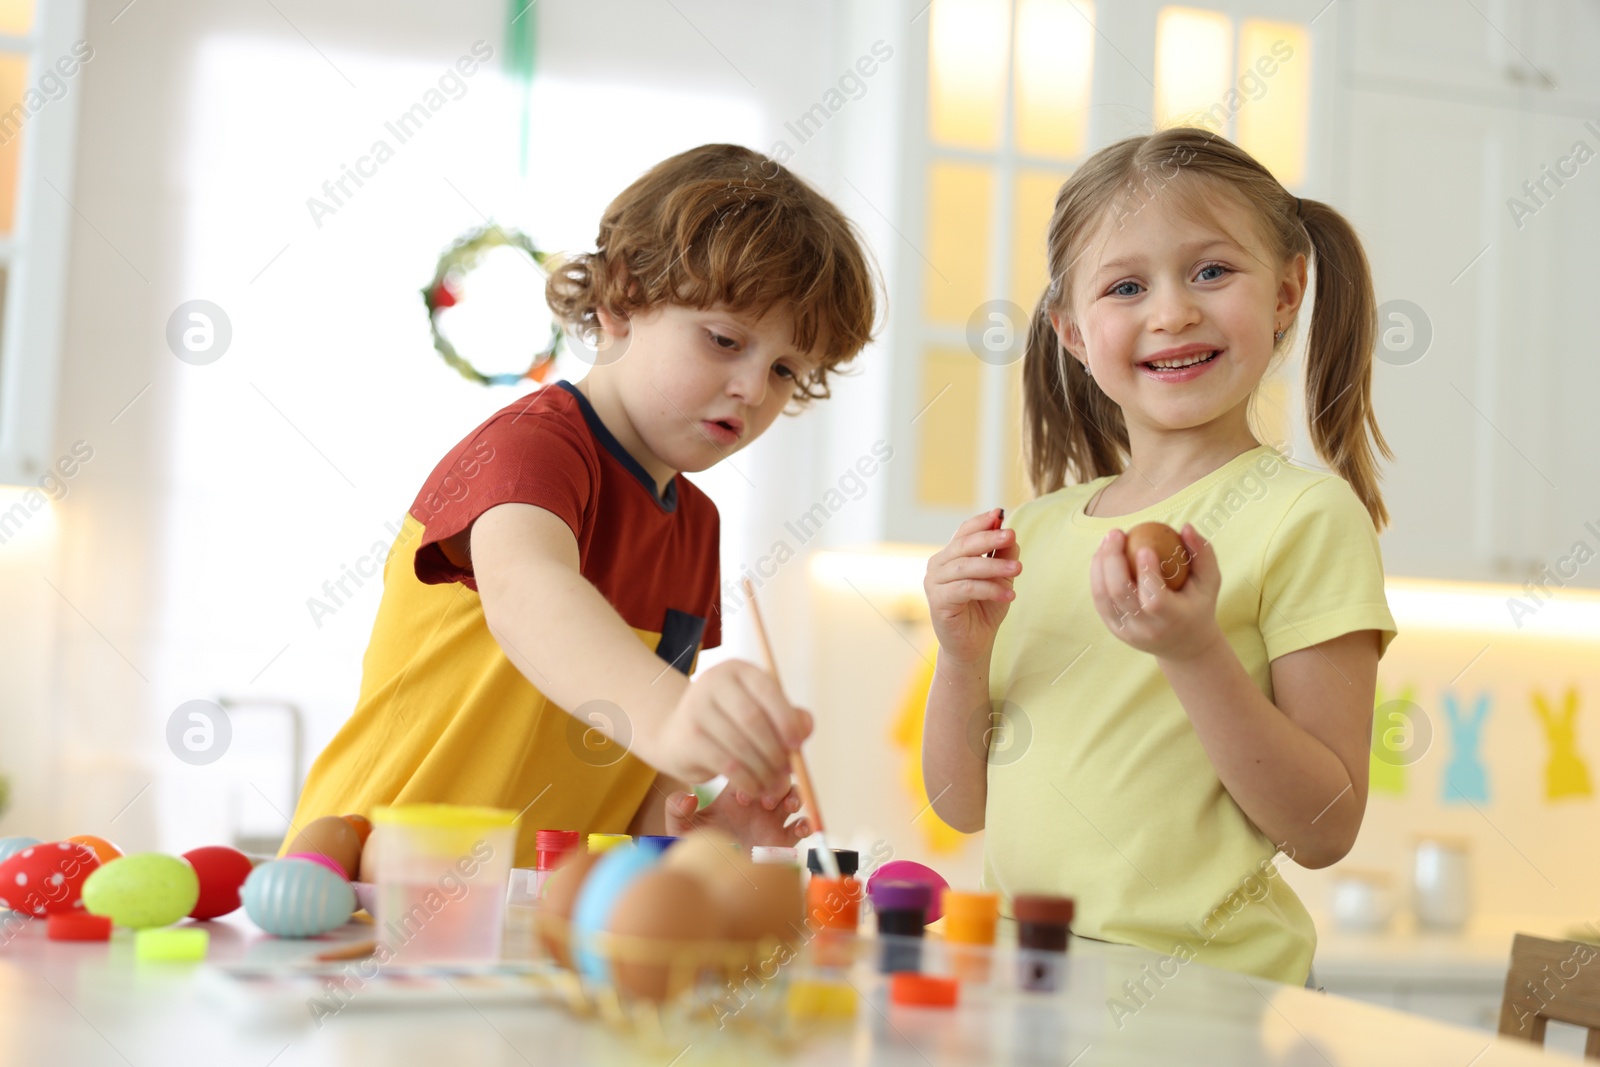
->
{"left": 81, "top": 852, "right": 200, "bottom": 928}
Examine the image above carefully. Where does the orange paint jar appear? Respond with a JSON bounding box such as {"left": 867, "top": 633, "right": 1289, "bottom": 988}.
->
{"left": 941, "top": 890, "right": 999, "bottom": 983}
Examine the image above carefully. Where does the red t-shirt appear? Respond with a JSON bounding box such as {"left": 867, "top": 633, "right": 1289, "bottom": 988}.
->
{"left": 410, "top": 379, "right": 722, "bottom": 660}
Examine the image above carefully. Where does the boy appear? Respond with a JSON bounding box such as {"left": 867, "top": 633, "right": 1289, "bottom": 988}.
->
{"left": 285, "top": 145, "right": 879, "bottom": 866}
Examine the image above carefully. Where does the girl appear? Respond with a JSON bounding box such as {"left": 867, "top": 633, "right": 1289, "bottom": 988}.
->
{"left": 922, "top": 128, "right": 1397, "bottom": 987}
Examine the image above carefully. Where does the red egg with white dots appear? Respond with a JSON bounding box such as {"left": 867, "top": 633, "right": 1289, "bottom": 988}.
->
{"left": 181, "top": 845, "right": 255, "bottom": 920}
{"left": 0, "top": 842, "right": 101, "bottom": 917}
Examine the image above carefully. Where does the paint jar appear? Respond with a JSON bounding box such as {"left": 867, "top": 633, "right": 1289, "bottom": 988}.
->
{"left": 870, "top": 880, "right": 930, "bottom": 974}
{"left": 636, "top": 835, "right": 678, "bottom": 854}
{"left": 587, "top": 833, "right": 632, "bottom": 855}
{"left": 941, "top": 890, "right": 999, "bottom": 984}
{"left": 533, "top": 829, "right": 581, "bottom": 900}
{"left": 1014, "top": 894, "right": 1074, "bottom": 992}
{"left": 372, "top": 804, "right": 518, "bottom": 964}
{"left": 806, "top": 848, "right": 859, "bottom": 878}
{"left": 752, "top": 846, "right": 800, "bottom": 865}
{"left": 806, "top": 875, "right": 862, "bottom": 969}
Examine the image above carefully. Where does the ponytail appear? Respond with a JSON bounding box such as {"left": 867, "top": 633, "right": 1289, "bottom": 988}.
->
{"left": 1298, "top": 198, "right": 1393, "bottom": 530}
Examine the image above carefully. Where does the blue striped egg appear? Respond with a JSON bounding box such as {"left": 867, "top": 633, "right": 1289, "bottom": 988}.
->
{"left": 242, "top": 858, "right": 355, "bottom": 937}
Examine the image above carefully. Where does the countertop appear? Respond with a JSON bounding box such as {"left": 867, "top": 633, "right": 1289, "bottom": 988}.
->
{"left": 0, "top": 908, "right": 1583, "bottom": 1065}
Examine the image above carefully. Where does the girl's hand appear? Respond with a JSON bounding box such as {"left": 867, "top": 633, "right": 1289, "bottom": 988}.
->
{"left": 924, "top": 509, "right": 1022, "bottom": 665}
{"left": 1090, "top": 524, "right": 1222, "bottom": 661}
{"left": 664, "top": 784, "right": 812, "bottom": 847}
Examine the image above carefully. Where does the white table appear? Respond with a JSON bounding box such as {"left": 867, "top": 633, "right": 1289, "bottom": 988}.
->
{"left": 0, "top": 912, "right": 1581, "bottom": 1066}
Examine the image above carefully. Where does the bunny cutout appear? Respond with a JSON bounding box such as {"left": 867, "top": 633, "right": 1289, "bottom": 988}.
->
{"left": 1440, "top": 691, "right": 1490, "bottom": 804}
{"left": 1533, "top": 688, "right": 1592, "bottom": 802}
{"left": 1369, "top": 682, "right": 1419, "bottom": 796}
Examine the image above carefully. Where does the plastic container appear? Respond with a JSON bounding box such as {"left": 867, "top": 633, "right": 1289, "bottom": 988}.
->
{"left": 587, "top": 833, "right": 632, "bottom": 855}
{"left": 371, "top": 804, "right": 518, "bottom": 964}
{"left": 806, "top": 849, "right": 859, "bottom": 877}
{"left": 865, "top": 860, "right": 948, "bottom": 923}
{"left": 805, "top": 875, "right": 861, "bottom": 969}
{"left": 636, "top": 835, "right": 678, "bottom": 854}
{"left": 869, "top": 881, "right": 930, "bottom": 973}
{"left": 1014, "top": 894, "right": 1074, "bottom": 992}
{"left": 534, "top": 829, "right": 581, "bottom": 900}
{"left": 941, "top": 890, "right": 999, "bottom": 984}
{"left": 752, "top": 846, "right": 800, "bottom": 865}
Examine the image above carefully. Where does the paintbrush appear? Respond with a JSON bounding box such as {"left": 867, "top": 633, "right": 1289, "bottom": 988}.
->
{"left": 740, "top": 578, "right": 841, "bottom": 881}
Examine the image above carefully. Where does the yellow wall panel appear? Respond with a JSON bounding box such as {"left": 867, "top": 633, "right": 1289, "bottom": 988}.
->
{"left": 929, "top": 0, "right": 1009, "bottom": 150}
{"left": 924, "top": 160, "right": 994, "bottom": 326}
{"left": 1154, "top": 7, "right": 1232, "bottom": 131}
{"left": 1235, "top": 20, "right": 1310, "bottom": 188}
{"left": 916, "top": 347, "right": 982, "bottom": 509}
{"left": 1014, "top": 0, "right": 1093, "bottom": 160}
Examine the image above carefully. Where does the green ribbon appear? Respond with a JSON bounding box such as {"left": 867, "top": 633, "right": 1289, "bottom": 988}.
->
{"left": 504, "top": 0, "right": 538, "bottom": 178}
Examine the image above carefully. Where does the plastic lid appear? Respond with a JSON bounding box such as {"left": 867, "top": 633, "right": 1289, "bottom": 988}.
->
{"left": 587, "top": 833, "right": 632, "bottom": 853}
{"left": 535, "top": 829, "right": 581, "bottom": 851}
{"left": 866, "top": 860, "right": 949, "bottom": 923}
{"left": 890, "top": 972, "right": 959, "bottom": 1008}
{"left": 807, "top": 848, "right": 859, "bottom": 876}
{"left": 941, "top": 889, "right": 999, "bottom": 920}
{"left": 751, "top": 846, "right": 800, "bottom": 864}
{"left": 636, "top": 835, "right": 678, "bottom": 853}
{"left": 869, "top": 879, "right": 931, "bottom": 913}
{"left": 1013, "top": 894, "right": 1075, "bottom": 925}
{"left": 371, "top": 804, "right": 518, "bottom": 829}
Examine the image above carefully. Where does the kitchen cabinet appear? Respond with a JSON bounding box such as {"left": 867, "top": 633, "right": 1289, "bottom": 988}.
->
{"left": 1336, "top": 0, "right": 1600, "bottom": 587}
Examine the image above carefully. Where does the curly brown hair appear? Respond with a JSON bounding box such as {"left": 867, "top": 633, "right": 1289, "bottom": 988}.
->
{"left": 545, "top": 144, "right": 881, "bottom": 404}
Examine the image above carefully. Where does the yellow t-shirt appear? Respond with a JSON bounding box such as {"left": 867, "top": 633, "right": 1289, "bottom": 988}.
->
{"left": 284, "top": 382, "right": 722, "bottom": 868}
{"left": 983, "top": 444, "right": 1397, "bottom": 984}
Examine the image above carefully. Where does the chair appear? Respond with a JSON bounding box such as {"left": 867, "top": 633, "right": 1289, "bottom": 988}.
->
{"left": 1498, "top": 932, "right": 1600, "bottom": 1058}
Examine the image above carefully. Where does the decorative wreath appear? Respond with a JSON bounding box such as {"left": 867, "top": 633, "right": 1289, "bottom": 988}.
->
{"left": 421, "top": 224, "right": 563, "bottom": 387}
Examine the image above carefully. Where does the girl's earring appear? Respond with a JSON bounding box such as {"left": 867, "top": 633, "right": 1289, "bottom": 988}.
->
{"left": 1274, "top": 327, "right": 1285, "bottom": 344}
{"left": 1083, "top": 359, "right": 1093, "bottom": 380}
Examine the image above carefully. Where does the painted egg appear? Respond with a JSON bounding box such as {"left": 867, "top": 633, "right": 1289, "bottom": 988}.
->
{"left": 0, "top": 836, "right": 41, "bottom": 863}
{"left": 182, "top": 845, "right": 255, "bottom": 920}
{"left": 0, "top": 842, "right": 101, "bottom": 917}
{"left": 82, "top": 853, "right": 201, "bottom": 928}
{"left": 538, "top": 850, "right": 600, "bottom": 968}
{"left": 340, "top": 814, "right": 373, "bottom": 846}
{"left": 283, "top": 816, "right": 361, "bottom": 881}
{"left": 65, "top": 835, "right": 123, "bottom": 865}
{"left": 0, "top": 837, "right": 41, "bottom": 916}
{"left": 242, "top": 858, "right": 356, "bottom": 938}
{"left": 1124, "top": 521, "right": 1189, "bottom": 590}
{"left": 572, "top": 843, "right": 660, "bottom": 984}
{"left": 608, "top": 868, "right": 723, "bottom": 1002}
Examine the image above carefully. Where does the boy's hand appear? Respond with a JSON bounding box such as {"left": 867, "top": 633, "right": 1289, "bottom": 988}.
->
{"left": 664, "top": 785, "right": 812, "bottom": 847}
{"left": 924, "top": 508, "right": 1020, "bottom": 665}
{"left": 657, "top": 660, "right": 812, "bottom": 800}
{"left": 1090, "top": 524, "right": 1223, "bottom": 661}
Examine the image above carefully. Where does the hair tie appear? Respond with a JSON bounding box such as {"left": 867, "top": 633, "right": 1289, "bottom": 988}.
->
{"left": 1296, "top": 197, "right": 1305, "bottom": 219}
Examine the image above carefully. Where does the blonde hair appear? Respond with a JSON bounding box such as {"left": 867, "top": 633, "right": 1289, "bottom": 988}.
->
{"left": 1022, "top": 127, "right": 1391, "bottom": 528}
{"left": 546, "top": 144, "right": 880, "bottom": 404}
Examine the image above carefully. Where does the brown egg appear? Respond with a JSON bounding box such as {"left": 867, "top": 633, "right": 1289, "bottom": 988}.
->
{"left": 661, "top": 828, "right": 746, "bottom": 884}
{"left": 286, "top": 815, "right": 362, "bottom": 880}
{"left": 340, "top": 813, "right": 373, "bottom": 846}
{"left": 607, "top": 868, "right": 723, "bottom": 1003}
{"left": 356, "top": 831, "right": 378, "bottom": 883}
{"left": 1125, "top": 522, "right": 1189, "bottom": 590}
{"left": 538, "top": 850, "right": 601, "bottom": 969}
{"left": 719, "top": 862, "right": 804, "bottom": 948}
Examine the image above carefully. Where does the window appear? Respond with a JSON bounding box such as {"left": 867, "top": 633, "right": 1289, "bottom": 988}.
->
{"left": 900, "top": 1, "right": 1312, "bottom": 533}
